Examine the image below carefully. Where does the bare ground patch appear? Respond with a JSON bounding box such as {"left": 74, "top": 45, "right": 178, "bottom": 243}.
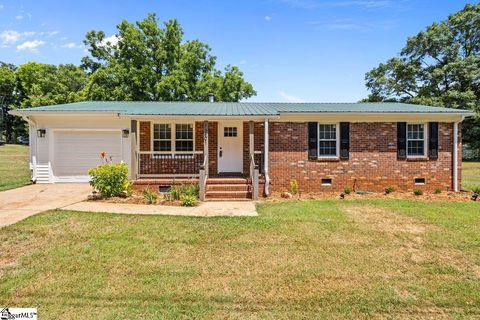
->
{"left": 342, "top": 204, "right": 480, "bottom": 278}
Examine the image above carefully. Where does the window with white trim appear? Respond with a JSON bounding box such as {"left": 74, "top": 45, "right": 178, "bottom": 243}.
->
{"left": 175, "top": 124, "right": 193, "bottom": 152}
{"left": 152, "top": 123, "right": 194, "bottom": 152}
{"left": 318, "top": 124, "right": 338, "bottom": 157}
{"left": 153, "top": 124, "right": 171, "bottom": 151}
{"left": 407, "top": 123, "right": 425, "bottom": 156}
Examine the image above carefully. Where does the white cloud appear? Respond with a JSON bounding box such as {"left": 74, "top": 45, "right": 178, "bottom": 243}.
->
{"left": 0, "top": 4, "right": 4, "bottom": 9}
{"left": 48, "top": 30, "right": 59, "bottom": 36}
{"left": 100, "top": 34, "right": 119, "bottom": 46}
{"left": 239, "top": 59, "right": 247, "bottom": 65}
{"left": 281, "top": 0, "right": 391, "bottom": 9}
{"left": 60, "top": 36, "right": 68, "bottom": 40}
{"left": 15, "top": 15, "right": 23, "bottom": 20}
{"left": 278, "top": 91, "right": 305, "bottom": 103}
{"left": 265, "top": 15, "right": 273, "bottom": 21}
{"left": 16, "top": 39, "right": 45, "bottom": 51}
{"left": 61, "top": 42, "right": 80, "bottom": 49}
{"left": 0, "top": 30, "right": 35, "bottom": 45}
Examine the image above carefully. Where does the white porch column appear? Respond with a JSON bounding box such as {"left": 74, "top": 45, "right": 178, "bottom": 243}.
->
{"left": 453, "top": 121, "right": 459, "bottom": 192}
{"left": 264, "top": 118, "right": 269, "bottom": 195}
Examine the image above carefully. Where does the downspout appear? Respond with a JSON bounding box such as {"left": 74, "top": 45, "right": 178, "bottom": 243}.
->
{"left": 264, "top": 118, "right": 270, "bottom": 196}
{"left": 452, "top": 118, "right": 464, "bottom": 192}
{"left": 22, "top": 115, "right": 38, "bottom": 183}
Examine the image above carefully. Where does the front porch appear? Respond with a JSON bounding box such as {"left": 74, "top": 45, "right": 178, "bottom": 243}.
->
{"left": 130, "top": 119, "right": 270, "bottom": 200}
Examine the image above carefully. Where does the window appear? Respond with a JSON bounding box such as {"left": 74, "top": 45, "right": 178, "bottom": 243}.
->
{"left": 407, "top": 123, "right": 425, "bottom": 156}
{"left": 152, "top": 123, "right": 193, "bottom": 152}
{"left": 224, "top": 127, "right": 237, "bottom": 137}
{"left": 318, "top": 124, "right": 338, "bottom": 157}
{"left": 153, "top": 124, "right": 171, "bottom": 151}
{"left": 175, "top": 124, "right": 193, "bottom": 152}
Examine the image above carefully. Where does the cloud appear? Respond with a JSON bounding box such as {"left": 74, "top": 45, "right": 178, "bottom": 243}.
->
{"left": 278, "top": 91, "right": 305, "bottom": 103}
{"left": 100, "top": 34, "right": 119, "bottom": 46}
{"left": 0, "top": 4, "right": 4, "bottom": 9}
{"left": 61, "top": 42, "right": 81, "bottom": 49}
{"left": 307, "top": 18, "right": 399, "bottom": 31}
{"left": 60, "top": 36, "right": 68, "bottom": 40}
{"left": 16, "top": 39, "right": 45, "bottom": 51}
{"left": 15, "top": 15, "right": 23, "bottom": 20}
{"left": 280, "top": 0, "right": 391, "bottom": 9}
{"left": 0, "top": 30, "right": 35, "bottom": 45}
{"left": 48, "top": 30, "right": 60, "bottom": 36}
{"left": 239, "top": 59, "right": 247, "bottom": 65}
{"left": 265, "top": 15, "right": 273, "bottom": 21}
{"left": 14, "top": 12, "right": 32, "bottom": 20}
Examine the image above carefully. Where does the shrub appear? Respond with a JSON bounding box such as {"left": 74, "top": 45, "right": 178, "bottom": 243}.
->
{"left": 180, "top": 194, "right": 197, "bottom": 206}
{"left": 143, "top": 187, "right": 158, "bottom": 204}
{"left": 434, "top": 188, "right": 442, "bottom": 194}
{"left": 289, "top": 179, "right": 299, "bottom": 195}
{"left": 471, "top": 185, "right": 480, "bottom": 194}
{"left": 343, "top": 187, "right": 351, "bottom": 195}
{"left": 171, "top": 183, "right": 199, "bottom": 201}
{"left": 88, "top": 163, "right": 131, "bottom": 198}
{"left": 385, "top": 187, "right": 395, "bottom": 194}
{"left": 413, "top": 188, "right": 423, "bottom": 196}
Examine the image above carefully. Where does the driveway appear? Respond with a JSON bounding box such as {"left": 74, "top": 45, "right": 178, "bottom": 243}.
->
{"left": 0, "top": 184, "right": 92, "bottom": 228}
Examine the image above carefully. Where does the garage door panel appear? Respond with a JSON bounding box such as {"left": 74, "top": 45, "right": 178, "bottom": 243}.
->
{"left": 54, "top": 131, "right": 122, "bottom": 178}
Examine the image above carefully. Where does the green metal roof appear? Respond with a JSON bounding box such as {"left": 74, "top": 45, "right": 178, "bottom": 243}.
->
{"left": 13, "top": 101, "right": 473, "bottom": 116}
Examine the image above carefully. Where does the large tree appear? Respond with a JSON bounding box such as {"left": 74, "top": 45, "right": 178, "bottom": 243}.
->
{"left": 365, "top": 3, "right": 480, "bottom": 148}
{"left": 82, "top": 14, "right": 255, "bottom": 101}
{"left": 0, "top": 62, "right": 87, "bottom": 143}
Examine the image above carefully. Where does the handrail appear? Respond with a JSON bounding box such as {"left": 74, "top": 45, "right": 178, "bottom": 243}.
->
{"left": 250, "top": 153, "right": 259, "bottom": 200}
{"left": 199, "top": 153, "right": 208, "bottom": 201}
{"left": 137, "top": 151, "right": 203, "bottom": 155}
{"left": 31, "top": 155, "right": 37, "bottom": 183}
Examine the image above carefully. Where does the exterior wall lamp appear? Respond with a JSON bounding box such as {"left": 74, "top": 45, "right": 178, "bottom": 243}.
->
{"left": 122, "top": 129, "right": 130, "bottom": 138}
{"left": 37, "top": 129, "right": 46, "bottom": 138}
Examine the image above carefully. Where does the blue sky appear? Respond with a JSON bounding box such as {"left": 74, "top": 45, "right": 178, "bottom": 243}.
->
{"left": 0, "top": 0, "right": 475, "bottom": 102}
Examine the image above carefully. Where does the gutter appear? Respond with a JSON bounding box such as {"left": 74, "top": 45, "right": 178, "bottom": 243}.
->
{"left": 20, "top": 115, "right": 38, "bottom": 183}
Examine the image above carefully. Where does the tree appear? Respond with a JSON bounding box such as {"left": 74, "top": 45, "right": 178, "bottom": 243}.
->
{"left": 0, "top": 62, "right": 88, "bottom": 143}
{"left": 82, "top": 13, "right": 255, "bottom": 101}
{"left": 364, "top": 3, "right": 480, "bottom": 148}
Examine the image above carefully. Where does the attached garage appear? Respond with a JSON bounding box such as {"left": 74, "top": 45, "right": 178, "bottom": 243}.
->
{"left": 53, "top": 130, "right": 123, "bottom": 182}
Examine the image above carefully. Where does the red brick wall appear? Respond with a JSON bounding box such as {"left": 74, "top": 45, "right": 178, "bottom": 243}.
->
{"left": 268, "top": 122, "right": 461, "bottom": 193}
{"left": 242, "top": 122, "right": 265, "bottom": 175}
{"left": 139, "top": 121, "right": 151, "bottom": 151}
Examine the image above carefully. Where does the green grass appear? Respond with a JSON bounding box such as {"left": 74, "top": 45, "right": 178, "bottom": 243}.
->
{"left": 463, "top": 161, "right": 480, "bottom": 190}
{"left": 1, "top": 199, "right": 479, "bottom": 319}
{"left": 0, "top": 144, "right": 31, "bottom": 191}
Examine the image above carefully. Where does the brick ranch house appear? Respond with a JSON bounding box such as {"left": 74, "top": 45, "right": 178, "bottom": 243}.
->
{"left": 11, "top": 101, "right": 474, "bottom": 200}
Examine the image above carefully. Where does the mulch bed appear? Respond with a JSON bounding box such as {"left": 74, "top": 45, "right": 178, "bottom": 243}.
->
{"left": 88, "top": 190, "right": 184, "bottom": 206}
{"left": 265, "top": 190, "right": 477, "bottom": 203}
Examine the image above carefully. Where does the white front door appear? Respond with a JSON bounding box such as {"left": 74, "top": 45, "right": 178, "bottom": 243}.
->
{"left": 218, "top": 121, "right": 243, "bottom": 173}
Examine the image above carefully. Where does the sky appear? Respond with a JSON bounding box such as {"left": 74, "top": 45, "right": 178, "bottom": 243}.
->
{"left": 0, "top": 0, "right": 476, "bottom": 102}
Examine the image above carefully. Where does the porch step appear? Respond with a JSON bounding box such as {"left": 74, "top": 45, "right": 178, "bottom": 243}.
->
{"left": 35, "top": 164, "right": 50, "bottom": 183}
{"left": 207, "top": 177, "right": 249, "bottom": 184}
{"left": 207, "top": 184, "right": 250, "bottom": 191}
{"left": 205, "top": 190, "right": 251, "bottom": 200}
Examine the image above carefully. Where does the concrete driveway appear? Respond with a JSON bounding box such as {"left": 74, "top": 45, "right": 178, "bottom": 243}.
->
{"left": 0, "top": 184, "right": 92, "bottom": 228}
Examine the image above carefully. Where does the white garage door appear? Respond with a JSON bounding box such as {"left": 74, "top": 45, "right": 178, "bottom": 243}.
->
{"left": 53, "top": 130, "right": 122, "bottom": 182}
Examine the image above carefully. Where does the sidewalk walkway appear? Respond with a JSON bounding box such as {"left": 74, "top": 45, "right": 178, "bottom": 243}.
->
{"left": 62, "top": 201, "right": 258, "bottom": 217}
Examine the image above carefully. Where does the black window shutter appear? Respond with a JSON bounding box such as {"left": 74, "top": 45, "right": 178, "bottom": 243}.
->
{"left": 397, "top": 122, "right": 407, "bottom": 159}
{"left": 308, "top": 122, "right": 318, "bottom": 160}
{"left": 340, "top": 122, "right": 350, "bottom": 160}
{"left": 428, "top": 122, "right": 439, "bottom": 159}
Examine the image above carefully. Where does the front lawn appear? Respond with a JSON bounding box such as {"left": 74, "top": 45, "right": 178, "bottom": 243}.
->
{"left": 1, "top": 199, "right": 479, "bottom": 319}
{"left": 463, "top": 161, "right": 480, "bottom": 190}
{"left": 0, "top": 144, "right": 31, "bottom": 191}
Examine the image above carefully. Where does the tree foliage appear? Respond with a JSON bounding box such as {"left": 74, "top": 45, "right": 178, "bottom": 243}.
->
{"left": 0, "top": 14, "right": 256, "bottom": 143}
{"left": 365, "top": 3, "right": 480, "bottom": 148}
{"left": 82, "top": 14, "right": 255, "bottom": 101}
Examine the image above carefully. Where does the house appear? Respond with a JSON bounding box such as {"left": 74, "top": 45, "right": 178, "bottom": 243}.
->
{"left": 10, "top": 101, "right": 474, "bottom": 200}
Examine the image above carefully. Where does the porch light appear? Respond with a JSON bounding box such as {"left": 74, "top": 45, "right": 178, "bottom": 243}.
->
{"left": 122, "top": 129, "right": 129, "bottom": 138}
{"left": 37, "top": 129, "right": 46, "bottom": 138}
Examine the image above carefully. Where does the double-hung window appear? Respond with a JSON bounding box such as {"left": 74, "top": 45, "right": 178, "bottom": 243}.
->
{"left": 318, "top": 124, "right": 338, "bottom": 157}
{"left": 152, "top": 123, "right": 193, "bottom": 152}
{"left": 407, "top": 123, "right": 425, "bottom": 157}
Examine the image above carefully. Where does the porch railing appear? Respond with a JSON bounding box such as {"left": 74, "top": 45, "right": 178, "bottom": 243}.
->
{"left": 137, "top": 151, "right": 204, "bottom": 177}
{"left": 254, "top": 151, "right": 264, "bottom": 175}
